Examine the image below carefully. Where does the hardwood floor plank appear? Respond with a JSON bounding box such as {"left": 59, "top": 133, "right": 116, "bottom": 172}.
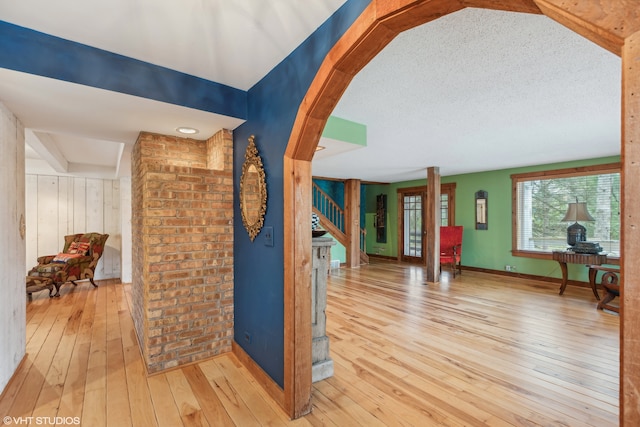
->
{"left": 323, "top": 262, "right": 619, "bottom": 426}
{"left": 313, "top": 379, "right": 387, "bottom": 427}
{"left": 331, "top": 350, "right": 468, "bottom": 426}
{"left": 2, "top": 263, "right": 619, "bottom": 426}
{"left": 119, "top": 307, "right": 158, "bottom": 427}
{"left": 165, "top": 369, "right": 209, "bottom": 427}
{"left": 211, "top": 356, "right": 288, "bottom": 426}
{"left": 105, "top": 284, "right": 133, "bottom": 427}
{"left": 322, "top": 374, "right": 412, "bottom": 427}
{"left": 181, "top": 365, "right": 235, "bottom": 427}
{"left": 10, "top": 295, "right": 77, "bottom": 418}
{"left": 82, "top": 283, "right": 108, "bottom": 427}
{"left": 0, "top": 292, "right": 76, "bottom": 418}
{"left": 105, "top": 337, "right": 132, "bottom": 427}
{"left": 147, "top": 374, "right": 186, "bottom": 427}
{"left": 57, "top": 290, "right": 93, "bottom": 422}
{"left": 198, "top": 359, "right": 260, "bottom": 426}
{"left": 30, "top": 314, "right": 77, "bottom": 419}
{"left": 224, "top": 356, "right": 314, "bottom": 426}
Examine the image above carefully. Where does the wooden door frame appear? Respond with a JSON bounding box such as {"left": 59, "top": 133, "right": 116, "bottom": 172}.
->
{"left": 397, "top": 183, "right": 456, "bottom": 264}
{"left": 283, "top": 1, "right": 640, "bottom": 423}
{"left": 398, "top": 187, "right": 426, "bottom": 263}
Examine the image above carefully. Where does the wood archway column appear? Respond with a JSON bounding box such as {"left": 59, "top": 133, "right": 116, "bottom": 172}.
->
{"left": 621, "top": 28, "right": 640, "bottom": 425}
{"left": 425, "top": 167, "right": 441, "bottom": 283}
{"left": 344, "top": 179, "right": 361, "bottom": 268}
{"left": 283, "top": 0, "right": 640, "bottom": 423}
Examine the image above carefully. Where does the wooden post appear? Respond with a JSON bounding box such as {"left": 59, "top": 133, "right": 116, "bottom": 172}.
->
{"left": 425, "top": 167, "right": 441, "bottom": 283}
{"left": 344, "top": 179, "right": 361, "bottom": 268}
{"left": 621, "top": 29, "right": 640, "bottom": 426}
{"left": 283, "top": 156, "right": 312, "bottom": 418}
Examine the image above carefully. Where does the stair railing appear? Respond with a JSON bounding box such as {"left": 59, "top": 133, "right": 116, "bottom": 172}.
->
{"left": 312, "top": 182, "right": 368, "bottom": 263}
{"left": 312, "top": 184, "right": 344, "bottom": 233}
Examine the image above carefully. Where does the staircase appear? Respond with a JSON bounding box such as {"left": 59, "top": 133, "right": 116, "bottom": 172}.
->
{"left": 312, "top": 183, "right": 369, "bottom": 264}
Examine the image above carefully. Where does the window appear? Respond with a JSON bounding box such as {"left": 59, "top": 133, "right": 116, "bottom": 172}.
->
{"left": 512, "top": 163, "right": 620, "bottom": 258}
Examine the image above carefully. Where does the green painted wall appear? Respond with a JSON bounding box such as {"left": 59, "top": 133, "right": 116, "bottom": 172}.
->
{"left": 322, "top": 116, "right": 367, "bottom": 146}
{"left": 329, "top": 235, "right": 346, "bottom": 265}
{"left": 364, "top": 156, "right": 620, "bottom": 282}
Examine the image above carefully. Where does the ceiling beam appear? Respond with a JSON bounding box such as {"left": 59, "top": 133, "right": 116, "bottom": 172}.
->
{"left": 26, "top": 130, "right": 68, "bottom": 173}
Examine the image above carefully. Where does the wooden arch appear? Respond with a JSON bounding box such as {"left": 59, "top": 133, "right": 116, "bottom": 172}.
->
{"left": 283, "top": 0, "right": 640, "bottom": 423}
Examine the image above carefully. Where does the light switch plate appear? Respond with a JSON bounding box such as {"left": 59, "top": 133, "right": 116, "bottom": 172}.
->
{"left": 264, "top": 226, "right": 274, "bottom": 247}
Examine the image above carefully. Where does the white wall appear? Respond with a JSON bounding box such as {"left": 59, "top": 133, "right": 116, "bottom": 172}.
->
{"left": 0, "top": 102, "right": 26, "bottom": 393}
{"left": 120, "top": 177, "right": 132, "bottom": 283}
{"left": 25, "top": 175, "right": 122, "bottom": 279}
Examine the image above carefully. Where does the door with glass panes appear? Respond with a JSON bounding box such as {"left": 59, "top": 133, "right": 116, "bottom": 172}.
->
{"left": 398, "top": 184, "right": 456, "bottom": 263}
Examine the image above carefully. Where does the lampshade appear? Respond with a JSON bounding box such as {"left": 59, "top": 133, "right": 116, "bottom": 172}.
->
{"left": 561, "top": 201, "right": 595, "bottom": 223}
{"left": 562, "top": 198, "right": 594, "bottom": 247}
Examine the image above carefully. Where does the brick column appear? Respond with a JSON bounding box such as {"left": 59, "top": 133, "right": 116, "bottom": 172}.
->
{"left": 131, "top": 130, "right": 234, "bottom": 373}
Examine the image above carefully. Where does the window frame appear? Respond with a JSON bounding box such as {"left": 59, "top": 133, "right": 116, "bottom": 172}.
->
{"left": 511, "top": 162, "right": 621, "bottom": 261}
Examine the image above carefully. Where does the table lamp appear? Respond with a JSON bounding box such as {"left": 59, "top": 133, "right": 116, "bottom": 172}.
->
{"left": 561, "top": 197, "right": 594, "bottom": 246}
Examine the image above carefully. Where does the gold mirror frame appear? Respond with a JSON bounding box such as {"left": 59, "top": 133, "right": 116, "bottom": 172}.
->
{"left": 240, "top": 135, "right": 267, "bottom": 241}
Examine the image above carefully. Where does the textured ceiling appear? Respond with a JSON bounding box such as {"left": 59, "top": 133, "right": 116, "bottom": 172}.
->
{"left": 314, "top": 8, "right": 621, "bottom": 182}
{"left": 0, "top": 3, "right": 622, "bottom": 182}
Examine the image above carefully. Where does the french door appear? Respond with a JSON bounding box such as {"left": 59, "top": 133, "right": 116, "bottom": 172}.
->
{"left": 398, "top": 184, "right": 456, "bottom": 263}
{"left": 400, "top": 192, "right": 424, "bottom": 263}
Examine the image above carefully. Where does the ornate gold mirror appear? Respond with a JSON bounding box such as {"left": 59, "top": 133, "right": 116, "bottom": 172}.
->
{"left": 240, "top": 135, "right": 267, "bottom": 241}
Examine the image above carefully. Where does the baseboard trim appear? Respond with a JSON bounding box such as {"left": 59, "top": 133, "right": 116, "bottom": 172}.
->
{"left": 459, "top": 265, "right": 591, "bottom": 288}
{"left": 232, "top": 341, "right": 285, "bottom": 410}
{"left": 366, "top": 254, "right": 397, "bottom": 261}
{"left": 365, "top": 257, "right": 593, "bottom": 289}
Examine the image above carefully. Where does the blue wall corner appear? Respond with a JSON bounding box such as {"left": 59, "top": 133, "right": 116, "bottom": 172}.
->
{"left": 232, "top": 0, "right": 371, "bottom": 388}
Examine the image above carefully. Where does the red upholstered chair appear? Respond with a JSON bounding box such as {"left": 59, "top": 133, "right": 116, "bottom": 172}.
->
{"left": 440, "top": 226, "right": 463, "bottom": 278}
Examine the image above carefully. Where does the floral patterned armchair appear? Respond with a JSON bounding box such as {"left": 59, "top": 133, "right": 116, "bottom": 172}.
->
{"left": 27, "top": 232, "right": 109, "bottom": 297}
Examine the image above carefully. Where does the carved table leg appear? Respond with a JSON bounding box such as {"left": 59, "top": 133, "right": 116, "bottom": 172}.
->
{"left": 588, "top": 266, "right": 601, "bottom": 300}
{"left": 558, "top": 261, "right": 569, "bottom": 295}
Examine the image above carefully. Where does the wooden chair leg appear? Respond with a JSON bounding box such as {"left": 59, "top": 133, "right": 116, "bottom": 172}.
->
{"left": 597, "top": 292, "right": 616, "bottom": 310}
{"left": 597, "top": 272, "right": 620, "bottom": 312}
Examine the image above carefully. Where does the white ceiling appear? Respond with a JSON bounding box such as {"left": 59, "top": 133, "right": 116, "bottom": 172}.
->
{"left": 0, "top": 2, "right": 621, "bottom": 182}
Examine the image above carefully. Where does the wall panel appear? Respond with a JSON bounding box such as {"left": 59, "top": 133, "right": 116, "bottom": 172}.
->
{"left": 0, "top": 102, "right": 26, "bottom": 394}
{"left": 25, "top": 174, "right": 121, "bottom": 280}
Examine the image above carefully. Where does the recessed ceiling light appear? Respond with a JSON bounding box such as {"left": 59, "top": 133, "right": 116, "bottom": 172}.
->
{"left": 315, "top": 145, "right": 326, "bottom": 151}
{"left": 176, "top": 127, "right": 199, "bottom": 135}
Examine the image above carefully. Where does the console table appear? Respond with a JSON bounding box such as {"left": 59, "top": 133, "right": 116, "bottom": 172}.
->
{"left": 552, "top": 251, "right": 607, "bottom": 299}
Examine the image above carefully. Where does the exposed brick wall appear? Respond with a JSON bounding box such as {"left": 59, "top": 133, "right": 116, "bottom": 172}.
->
{"left": 131, "top": 130, "right": 233, "bottom": 373}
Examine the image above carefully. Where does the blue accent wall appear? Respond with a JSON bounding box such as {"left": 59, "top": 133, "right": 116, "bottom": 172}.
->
{"left": 0, "top": 20, "right": 246, "bottom": 119}
{"left": 0, "top": 0, "right": 371, "bottom": 390}
{"left": 233, "top": 0, "right": 370, "bottom": 387}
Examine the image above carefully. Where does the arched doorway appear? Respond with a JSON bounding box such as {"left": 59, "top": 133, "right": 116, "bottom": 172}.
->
{"left": 283, "top": 1, "right": 640, "bottom": 423}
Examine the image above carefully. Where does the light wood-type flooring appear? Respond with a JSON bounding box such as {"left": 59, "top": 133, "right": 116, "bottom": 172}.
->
{"left": 0, "top": 260, "right": 619, "bottom": 426}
